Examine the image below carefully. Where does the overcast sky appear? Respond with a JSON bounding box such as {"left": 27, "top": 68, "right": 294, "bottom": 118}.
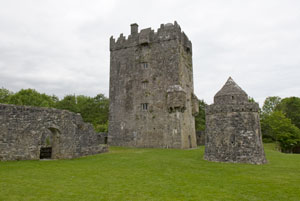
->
{"left": 0, "top": 0, "right": 299, "bottom": 105}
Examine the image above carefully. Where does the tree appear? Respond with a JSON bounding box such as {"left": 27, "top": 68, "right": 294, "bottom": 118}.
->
{"left": 261, "top": 96, "right": 281, "bottom": 117}
{"left": 8, "top": 89, "right": 56, "bottom": 107}
{"left": 0, "top": 87, "right": 13, "bottom": 103}
{"left": 55, "top": 95, "right": 78, "bottom": 112}
{"left": 275, "top": 97, "right": 300, "bottom": 129}
{"left": 195, "top": 99, "right": 206, "bottom": 131}
{"left": 55, "top": 93, "right": 109, "bottom": 132}
{"left": 92, "top": 94, "right": 109, "bottom": 132}
{"left": 261, "top": 111, "right": 300, "bottom": 152}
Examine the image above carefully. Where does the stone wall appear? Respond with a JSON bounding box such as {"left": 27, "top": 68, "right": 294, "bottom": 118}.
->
{"left": 0, "top": 104, "right": 108, "bottom": 161}
{"left": 205, "top": 103, "right": 266, "bottom": 164}
{"left": 108, "top": 22, "right": 198, "bottom": 149}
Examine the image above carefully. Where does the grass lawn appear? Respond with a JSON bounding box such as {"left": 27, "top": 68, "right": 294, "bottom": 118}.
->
{"left": 0, "top": 144, "right": 299, "bottom": 201}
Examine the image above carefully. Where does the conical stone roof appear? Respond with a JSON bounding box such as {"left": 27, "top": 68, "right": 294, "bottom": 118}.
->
{"left": 214, "top": 77, "right": 248, "bottom": 104}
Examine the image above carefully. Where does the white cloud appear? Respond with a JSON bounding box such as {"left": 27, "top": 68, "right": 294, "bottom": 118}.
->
{"left": 0, "top": 0, "right": 299, "bottom": 106}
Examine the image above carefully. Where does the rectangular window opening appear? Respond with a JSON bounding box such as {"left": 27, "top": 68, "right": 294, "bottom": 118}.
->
{"left": 142, "top": 62, "right": 148, "bottom": 69}
{"left": 142, "top": 81, "right": 148, "bottom": 89}
{"left": 141, "top": 103, "right": 148, "bottom": 111}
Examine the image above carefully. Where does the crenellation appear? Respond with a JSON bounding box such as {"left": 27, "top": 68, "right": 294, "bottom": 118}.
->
{"left": 139, "top": 28, "right": 153, "bottom": 45}
{"left": 109, "top": 22, "right": 192, "bottom": 54}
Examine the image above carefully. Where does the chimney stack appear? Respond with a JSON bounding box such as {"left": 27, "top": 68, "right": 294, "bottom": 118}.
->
{"left": 130, "top": 23, "right": 138, "bottom": 35}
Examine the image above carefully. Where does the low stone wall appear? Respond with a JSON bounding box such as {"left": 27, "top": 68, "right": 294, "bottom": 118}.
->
{"left": 0, "top": 104, "right": 108, "bottom": 161}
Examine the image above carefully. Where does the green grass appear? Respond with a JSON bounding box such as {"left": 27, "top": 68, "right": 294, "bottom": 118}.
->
{"left": 0, "top": 144, "right": 299, "bottom": 201}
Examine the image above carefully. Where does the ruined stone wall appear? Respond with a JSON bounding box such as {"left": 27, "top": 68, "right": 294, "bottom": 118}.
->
{"left": 205, "top": 103, "right": 267, "bottom": 164}
{"left": 109, "top": 22, "right": 198, "bottom": 149}
{"left": 0, "top": 104, "right": 108, "bottom": 161}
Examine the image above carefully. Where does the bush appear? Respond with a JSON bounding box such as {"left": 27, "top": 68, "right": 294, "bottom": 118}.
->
{"left": 261, "top": 111, "right": 300, "bottom": 153}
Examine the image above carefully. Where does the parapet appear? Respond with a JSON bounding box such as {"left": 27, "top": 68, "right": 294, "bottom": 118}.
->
{"left": 110, "top": 21, "right": 192, "bottom": 53}
{"left": 205, "top": 102, "right": 260, "bottom": 115}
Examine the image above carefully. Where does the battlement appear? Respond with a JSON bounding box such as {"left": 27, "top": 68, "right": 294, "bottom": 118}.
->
{"left": 205, "top": 102, "right": 260, "bottom": 115}
{"left": 110, "top": 21, "right": 192, "bottom": 53}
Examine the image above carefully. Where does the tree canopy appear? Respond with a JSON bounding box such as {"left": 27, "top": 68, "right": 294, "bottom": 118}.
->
{"left": 54, "top": 94, "right": 109, "bottom": 132}
{"left": 0, "top": 88, "right": 13, "bottom": 103}
{"left": 261, "top": 96, "right": 281, "bottom": 117}
{"left": 275, "top": 97, "right": 300, "bottom": 129}
{"left": 261, "top": 111, "right": 300, "bottom": 152}
{"left": 8, "top": 89, "right": 57, "bottom": 107}
{"left": 195, "top": 99, "right": 206, "bottom": 131}
{"left": 261, "top": 96, "right": 300, "bottom": 153}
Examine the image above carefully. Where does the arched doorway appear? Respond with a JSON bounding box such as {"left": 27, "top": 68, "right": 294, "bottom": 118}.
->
{"left": 188, "top": 135, "right": 192, "bottom": 148}
{"left": 40, "top": 127, "right": 61, "bottom": 159}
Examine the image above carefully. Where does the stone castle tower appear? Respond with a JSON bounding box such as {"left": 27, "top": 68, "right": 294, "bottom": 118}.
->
{"left": 205, "top": 77, "right": 267, "bottom": 164}
{"left": 108, "top": 22, "right": 199, "bottom": 149}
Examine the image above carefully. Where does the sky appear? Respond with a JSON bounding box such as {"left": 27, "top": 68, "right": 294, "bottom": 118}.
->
{"left": 0, "top": 0, "right": 299, "bottom": 106}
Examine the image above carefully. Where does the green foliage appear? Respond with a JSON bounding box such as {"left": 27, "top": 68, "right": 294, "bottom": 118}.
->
{"left": 248, "top": 96, "right": 255, "bottom": 103}
{"left": 95, "top": 121, "right": 108, "bottom": 132}
{"left": 1, "top": 145, "right": 300, "bottom": 201}
{"left": 45, "top": 137, "right": 51, "bottom": 146}
{"left": 195, "top": 99, "right": 206, "bottom": 131}
{"left": 76, "top": 94, "right": 109, "bottom": 131}
{"left": 277, "top": 132, "right": 300, "bottom": 153}
{"left": 261, "top": 96, "right": 300, "bottom": 152}
{"left": 275, "top": 97, "right": 300, "bottom": 129}
{"left": 55, "top": 93, "right": 109, "bottom": 132}
{"left": 261, "top": 111, "right": 300, "bottom": 152}
{"left": 8, "top": 89, "right": 57, "bottom": 107}
{"left": 55, "top": 95, "right": 78, "bottom": 112}
{"left": 0, "top": 87, "right": 13, "bottom": 103}
{"left": 261, "top": 96, "right": 281, "bottom": 117}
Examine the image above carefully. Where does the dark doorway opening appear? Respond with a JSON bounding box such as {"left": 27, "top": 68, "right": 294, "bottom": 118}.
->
{"left": 40, "top": 147, "right": 52, "bottom": 159}
{"left": 188, "top": 135, "right": 192, "bottom": 148}
{"left": 104, "top": 137, "right": 108, "bottom": 144}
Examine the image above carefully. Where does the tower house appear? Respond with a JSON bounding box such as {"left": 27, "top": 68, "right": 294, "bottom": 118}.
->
{"left": 108, "top": 22, "right": 198, "bottom": 149}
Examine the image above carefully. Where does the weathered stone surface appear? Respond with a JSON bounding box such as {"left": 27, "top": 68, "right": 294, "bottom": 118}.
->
{"left": 204, "top": 77, "right": 267, "bottom": 164}
{"left": 0, "top": 104, "right": 108, "bottom": 161}
{"left": 108, "top": 22, "right": 198, "bottom": 149}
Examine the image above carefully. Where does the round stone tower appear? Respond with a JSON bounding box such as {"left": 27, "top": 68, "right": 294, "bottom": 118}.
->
{"left": 204, "top": 77, "right": 267, "bottom": 164}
